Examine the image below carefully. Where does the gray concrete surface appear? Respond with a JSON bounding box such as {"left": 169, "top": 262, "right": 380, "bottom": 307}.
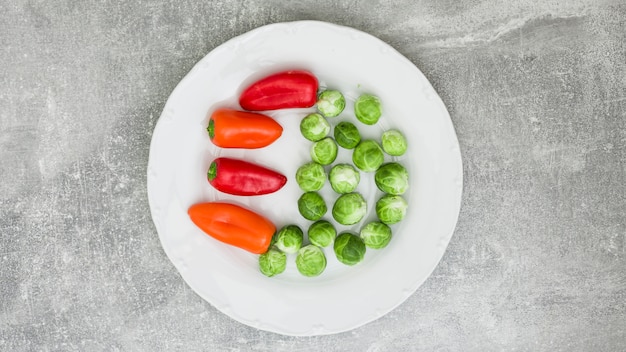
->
{"left": 1, "top": 0, "right": 625, "bottom": 351}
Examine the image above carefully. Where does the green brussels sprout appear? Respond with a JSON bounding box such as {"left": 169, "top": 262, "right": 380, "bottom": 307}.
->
{"left": 374, "top": 162, "right": 409, "bottom": 195}
{"left": 332, "top": 192, "right": 367, "bottom": 225}
{"left": 376, "top": 194, "right": 408, "bottom": 224}
{"left": 311, "top": 137, "right": 338, "bottom": 165}
{"left": 354, "top": 94, "right": 382, "bottom": 125}
{"left": 258, "top": 247, "right": 287, "bottom": 277}
{"left": 298, "top": 192, "right": 327, "bottom": 221}
{"left": 296, "top": 245, "right": 327, "bottom": 277}
{"left": 317, "top": 90, "right": 346, "bottom": 117}
{"left": 334, "top": 232, "right": 366, "bottom": 266}
{"left": 307, "top": 220, "right": 336, "bottom": 247}
{"left": 329, "top": 164, "right": 360, "bottom": 194}
{"left": 352, "top": 140, "right": 384, "bottom": 172}
{"left": 360, "top": 222, "right": 392, "bottom": 249}
{"left": 274, "top": 225, "right": 303, "bottom": 254}
{"left": 300, "top": 113, "right": 330, "bottom": 142}
{"left": 333, "top": 121, "right": 361, "bottom": 149}
{"left": 381, "top": 129, "right": 407, "bottom": 156}
{"left": 296, "top": 162, "right": 326, "bottom": 192}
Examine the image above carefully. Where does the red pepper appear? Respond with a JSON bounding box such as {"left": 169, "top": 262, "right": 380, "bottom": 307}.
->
{"left": 208, "top": 157, "right": 287, "bottom": 196}
{"left": 239, "top": 70, "right": 319, "bottom": 111}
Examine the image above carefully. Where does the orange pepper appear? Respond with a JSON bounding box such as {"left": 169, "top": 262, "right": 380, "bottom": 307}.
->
{"left": 188, "top": 202, "right": 275, "bottom": 254}
{"left": 207, "top": 108, "right": 282, "bottom": 149}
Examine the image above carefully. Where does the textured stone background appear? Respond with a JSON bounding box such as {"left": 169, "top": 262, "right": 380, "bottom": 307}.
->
{"left": 1, "top": 0, "right": 625, "bottom": 351}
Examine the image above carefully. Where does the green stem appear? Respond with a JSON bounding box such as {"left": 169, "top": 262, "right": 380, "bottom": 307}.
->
{"left": 207, "top": 119, "right": 215, "bottom": 139}
{"left": 207, "top": 161, "right": 218, "bottom": 181}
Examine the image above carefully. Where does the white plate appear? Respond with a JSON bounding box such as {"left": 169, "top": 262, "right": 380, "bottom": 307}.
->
{"left": 147, "top": 21, "right": 462, "bottom": 336}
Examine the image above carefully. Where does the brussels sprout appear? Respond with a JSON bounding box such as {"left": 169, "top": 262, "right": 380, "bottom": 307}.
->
{"left": 317, "top": 90, "right": 346, "bottom": 118}
{"left": 381, "top": 129, "right": 407, "bottom": 156}
{"left": 274, "top": 225, "right": 303, "bottom": 254}
{"left": 334, "top": 121, "right": 361, "bottom": 149}
{"left": 298, "top": 192, "right": 327, "bottom": 221}
{"left": 354, "top": 94, "right": 382, "bottom": 125}
{"left": 296, "top": 245, "right": 327, "bottom": 277}
{"left": 258, "top": 247, "right": 287, "bottom": 277}
{"left": 376, "top": 194, "right": 408, "bottom": 224}
{"left": 352, "top": 140, "right": 384, "bottom": 172}
{"left": 311, "top": 137, "right": 338, "bottom": 165}
{"left": 300, "top": 113, "right": 330, "bottom": 142}
{"left": 332, "top": 192, "right": 367, "bottom": 225}
{"left": 329, "top": 164, "right": 360, "bottom": 194}
{"left": 374, "top": 162, "right": 409, "bottom": 195}
{"left": 360, "top": 222, "right": 392, "bottom": 249}
{"left": 334, "top": 232, "right": 366, "bottom": 266}
{"left": 296, "top": 162, "right": 326, "bottom": 192}
{"left": 307, "top": 220, "right": 336, "bottom": 247}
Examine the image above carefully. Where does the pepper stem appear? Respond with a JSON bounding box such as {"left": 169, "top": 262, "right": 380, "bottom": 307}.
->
{"left": 207, "top": 161, "right": 218, "bottom": 181}
{"left": 207, "top": 119, "right": 215, "bottom": 139}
